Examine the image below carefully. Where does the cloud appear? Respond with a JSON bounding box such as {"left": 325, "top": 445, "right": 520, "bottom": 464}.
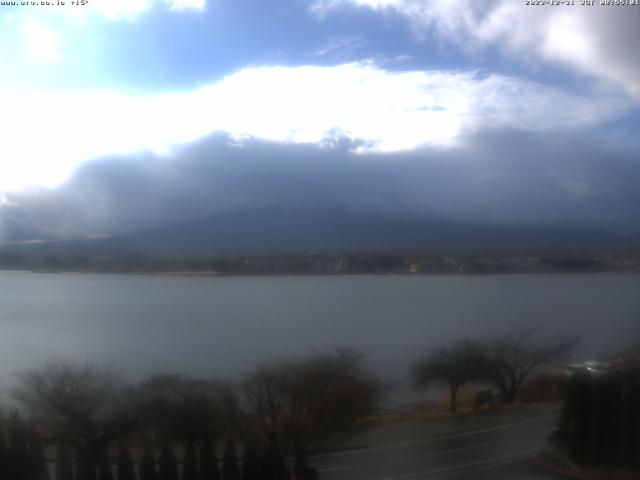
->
{"left": 311, "top": 0, "right": 397, "bottom": 18}
{"left": 93, "top": 0, "right": 206, "bottom": 19}
{"left": 87, "top": 0, "right": 154, "bottom": 20}
{"left": 1, "top": 128, "right": 639, "bottom": 243}
{"left": 23, "top": 16, "right": 62, "bottom": 62}
{"left": 4, "top": 0, "right": 207, "bottom": 67}
{"left": 165, "top": 0, "right": 207, "bottom": 11}
{"left": 312, "top": 0, "right": 640, "bottom": 99}
{"left": 21, "top": 0, "right": 207, "bottom": 21}
{"left": 315, "top": 36, "right": 365, "bottom": 56}
{"left": 0, "top": 62, "right": 628, "bottom": 191}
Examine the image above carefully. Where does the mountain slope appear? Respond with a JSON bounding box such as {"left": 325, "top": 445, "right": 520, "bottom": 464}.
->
{"left": 0, "top": 205, "right": 632, "bottom": 257}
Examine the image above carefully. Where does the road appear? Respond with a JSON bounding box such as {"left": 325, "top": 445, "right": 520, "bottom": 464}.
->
{"left": 308, "top": 413, "right": 566, "bottom": 480}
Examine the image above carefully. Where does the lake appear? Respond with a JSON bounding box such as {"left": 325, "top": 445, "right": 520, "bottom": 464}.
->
{"left": 0, "top": 271, "right": 638, "bottom": 394}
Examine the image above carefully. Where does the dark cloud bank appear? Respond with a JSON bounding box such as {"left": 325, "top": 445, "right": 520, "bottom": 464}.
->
{"left": 1, "top": 128, "right": 639, "bottom": 253}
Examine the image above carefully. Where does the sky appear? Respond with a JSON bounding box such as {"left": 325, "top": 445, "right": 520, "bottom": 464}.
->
{"left": 1, "top": 0, "right": 639, "bottom": 242}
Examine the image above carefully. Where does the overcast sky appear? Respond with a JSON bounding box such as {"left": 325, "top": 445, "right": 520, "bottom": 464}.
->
{"left": 1, "top": 0, "right": 639, "bottom": 241}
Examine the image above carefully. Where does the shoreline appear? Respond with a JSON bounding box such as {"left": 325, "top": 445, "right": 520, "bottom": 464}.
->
{"left": 4, "top": 268, "right": 639, "bottom": 277}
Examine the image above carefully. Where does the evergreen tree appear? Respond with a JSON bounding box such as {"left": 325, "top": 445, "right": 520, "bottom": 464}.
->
{"left": 183, "top": 441, "right": 198, "bottom": 480}
{"left": 117, "top": 446, "right": 137, "bottom": 480}
{"left": 222, "top": 440, "right": 240, "bottom": 480}
{"left": 240, "top": 444, "right": 260, "bottom": 480}
{"left": 259, "top": 454, "right": 276, "bottom": 480}
{"left": 158, "top": 443, "right": 178, "bottom": 480}
{"left": 27, "top": 424, "right": 50, "bottom": 480}
{"left": 259, "top": 448, "right": 288, "bottom": 480}
{"left": 139, "top": 445, "right": 157, "bottom": 480}
{"left": 558, "top": 366, "right": 640, "bottom": 468}
{"left": 0, "top": 413, "right": 8, "bottom": 480}
{"left": 199, "top": 435, "right": 219, "bottom": 480}
{"left": 97, "top": 453, "right": 114, "bottom": 480}
{"left": 9, "top": 411, "right": 30, "bottom": 480}
{"left": 54, "top": 445, "right": 74, "bottom": 480}
{"left": 76, "top": 450, "right": 97, "bottom": 480}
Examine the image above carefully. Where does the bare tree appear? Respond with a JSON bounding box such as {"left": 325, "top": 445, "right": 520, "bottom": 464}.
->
{"left": 413, "top": 340, "right": 488, "bottom": 415}
{"left": 484, "top": 330, "right": 577, "bottom": 404}
{"left": 14, "top": 360, "right": 144, "bottom": 480}
{"left": 27, "top": 422, "right": 50, "bottom": 480}
{"left": 232, "top": 349, "right": 380, "bottom": 475}
{"left": 138, "top": 374, "right": 227, "bottom": 445}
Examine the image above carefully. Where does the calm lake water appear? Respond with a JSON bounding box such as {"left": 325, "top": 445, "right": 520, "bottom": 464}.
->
{"left": 0, "top": 271, "right": 638, "bottom": 391}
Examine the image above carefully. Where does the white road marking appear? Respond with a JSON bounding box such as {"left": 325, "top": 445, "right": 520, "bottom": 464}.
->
{"left": 431, "top": 454, "right": 536, "bottom": 479}
{"left": 318, "top": 444, "right": 488, "bottom": 477}
{"left": 424, "top": 443, "right": 488, "bottom": 458}
{"left": 318, "top": 466, "right": 352, "bottom": 473}
{"left": 376, "top": 448, "right": 539, "bottom": 480}
{"left": 315, "top": 413, "right": 559, "bottom": 458}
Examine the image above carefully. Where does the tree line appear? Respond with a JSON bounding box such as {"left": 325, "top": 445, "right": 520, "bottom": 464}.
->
{"left": 1, "top": 349, "right": 379, "bottom": 480}
{"left": 0, "top": 332, "right": 577, "bottom": 480}
{"left": 2, "top": 252, "right": 639, "bottom": 275}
